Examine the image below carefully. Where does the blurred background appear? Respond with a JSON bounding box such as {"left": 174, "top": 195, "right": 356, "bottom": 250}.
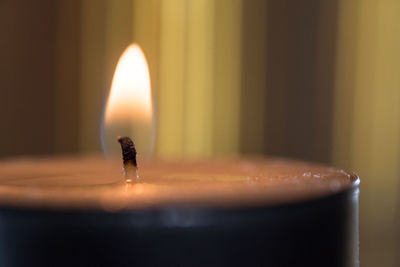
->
{"left": 0, "top": 0, "right": 399, "bottom": 266}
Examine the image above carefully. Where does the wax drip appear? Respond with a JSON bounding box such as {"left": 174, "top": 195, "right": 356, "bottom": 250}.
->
{"left": 117, "top": 136, "right": 139, "bottom": 183}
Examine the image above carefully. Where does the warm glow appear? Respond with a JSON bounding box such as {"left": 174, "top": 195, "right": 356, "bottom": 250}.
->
{"left": 102, "top": 43, "right": 154, "bottom": 157}
{"left": 105, "top": 44, "right": 152, "bottom": 123}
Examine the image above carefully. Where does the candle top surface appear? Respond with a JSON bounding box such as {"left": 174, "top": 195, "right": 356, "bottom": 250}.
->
{"left": 0, "top": 156, "right": 358, "bottom": 211}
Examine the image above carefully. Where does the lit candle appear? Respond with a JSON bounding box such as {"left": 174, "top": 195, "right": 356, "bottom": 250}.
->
{"left": 0, "top": 44, "right": 359, "bottom": 267}
{"left": 0, "top": 156, "right": 359, "bottom": 267}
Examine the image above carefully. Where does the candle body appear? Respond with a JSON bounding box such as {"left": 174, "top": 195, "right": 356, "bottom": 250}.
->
{"left": 0, "top": 156, "right": 359, "bottom": 267}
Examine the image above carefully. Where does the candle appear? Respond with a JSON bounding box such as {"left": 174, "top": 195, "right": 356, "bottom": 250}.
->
{"left": 0, "top": 44, "right": 360, "bottom": 267}
{"left": 0, "top": 155, "right": 359, "bottom": 267}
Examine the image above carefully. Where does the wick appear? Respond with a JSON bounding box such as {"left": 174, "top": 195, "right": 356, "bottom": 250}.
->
{"left": 117, "top": 136, "right": 139, "bottom": 183}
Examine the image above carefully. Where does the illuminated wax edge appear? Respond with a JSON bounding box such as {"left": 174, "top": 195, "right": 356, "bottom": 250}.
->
{"left": 0, "top": 156, "right": 359, "bottom": 211}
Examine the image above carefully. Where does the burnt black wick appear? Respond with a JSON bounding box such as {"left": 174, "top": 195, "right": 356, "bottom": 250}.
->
{"left": 117, "top": 136, "right": 139, "bottom": 182}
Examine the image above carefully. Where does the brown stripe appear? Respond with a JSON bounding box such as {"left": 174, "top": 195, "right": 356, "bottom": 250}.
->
{"left": 55, "top": 0, "right": 82, "bottom": 154}
{"left": 0, "top": 0, "right": 58, "bottom": 157}
{"left": 262, "top": 0, "right": 337, "bottom": 163}
{"left": 240, "top": 0, "right": 268, "bottom": 154}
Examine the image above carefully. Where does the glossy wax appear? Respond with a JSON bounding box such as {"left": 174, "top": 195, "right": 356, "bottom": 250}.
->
{"left": 0, "top": 156, "right": 357, "bottom": 211}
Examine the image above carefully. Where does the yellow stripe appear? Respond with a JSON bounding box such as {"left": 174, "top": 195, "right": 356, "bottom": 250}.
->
{"left": 184, "top": 0, "right": 214, "bottom": 156}
{"left": 213, "top": 0, "right": 242, "bottom": 154}
{"left": 333, "top": 0, "right": 400, "bottom": 264}
{"left": 332, "top": 0, "right": 359, "bottom": 168}
{"left": 157, "top": 0, "right": 187, "bottom": 157}
{"left": 367, "top": 0, "right": 400, "bottom": 262}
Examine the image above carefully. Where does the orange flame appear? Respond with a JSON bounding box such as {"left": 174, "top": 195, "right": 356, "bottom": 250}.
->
{"left": 102, "top": 44, "right": 154, "bottom": 157}
{"left": 105, "top": 44, "right": 153, "bottom": 124}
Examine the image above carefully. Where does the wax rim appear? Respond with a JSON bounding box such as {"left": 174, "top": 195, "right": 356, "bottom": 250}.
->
{"left": 0, "top": 155, "right": 359, "bottom": 211}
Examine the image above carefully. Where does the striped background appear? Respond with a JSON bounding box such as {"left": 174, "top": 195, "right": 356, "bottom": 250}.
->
{"left": 1, "top": 0, "right": 399, "bottom": 266}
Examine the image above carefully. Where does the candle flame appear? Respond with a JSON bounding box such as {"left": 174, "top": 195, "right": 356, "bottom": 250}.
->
{"left": 102, "top": 44, "right": 154, "bottom": 157}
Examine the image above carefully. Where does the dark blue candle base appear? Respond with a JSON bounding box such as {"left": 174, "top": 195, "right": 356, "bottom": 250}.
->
{"left": 0, "top": 188, "right": 358, "bottom": 267}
